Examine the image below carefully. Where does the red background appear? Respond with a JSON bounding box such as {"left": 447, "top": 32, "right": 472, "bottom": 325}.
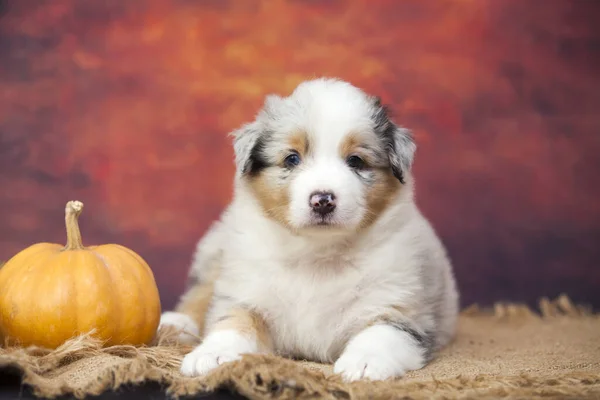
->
{"left": 1, "top": 0, "right": 599, "bottom": 310}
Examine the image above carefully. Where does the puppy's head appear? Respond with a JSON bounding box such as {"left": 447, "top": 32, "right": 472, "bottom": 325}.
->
{"left": 231, "top": 78, "right": 416, "bottom": 234}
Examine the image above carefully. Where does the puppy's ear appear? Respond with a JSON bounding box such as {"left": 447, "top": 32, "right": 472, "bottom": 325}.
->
{"left": 230, "top": 95, "right": 283, "bottom": 176}
{"left": 387, "top": 124, "right": 416, "bottom": 184}
{"left": 230, "top": 121, "right": 267, "bottom": 176}
{"left": 371, "top": 97, "right": 416, "bottom": 184}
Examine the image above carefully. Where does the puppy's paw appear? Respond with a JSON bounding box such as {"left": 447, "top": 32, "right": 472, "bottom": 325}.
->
{"left": 334, "top": 324, "right": 426, "bottom": 382}
{"left": 158, "top": 311, "right": 200, "bottom": 344}
{"left": 334, "top": 349, "right": 400, "bottom": 381}
{"left": 180, "top": 330, "right": 257, "bottom": 377}
{"left": 180, "top": 346, "right": 241, "bottom": 377}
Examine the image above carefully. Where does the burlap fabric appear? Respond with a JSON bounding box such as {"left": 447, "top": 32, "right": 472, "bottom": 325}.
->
{"left": 0, "top": 295, "right": 598, "bottom": 399}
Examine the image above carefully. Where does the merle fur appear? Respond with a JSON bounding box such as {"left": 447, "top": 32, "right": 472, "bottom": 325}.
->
{"left": 388, "top": 321, "right": 435, "bottom": 362}
{"left": 243, "top": 136, "right": 271, "bottom": 176}
{"left": 371, "top": 97, "right": 412, "bottom": 184}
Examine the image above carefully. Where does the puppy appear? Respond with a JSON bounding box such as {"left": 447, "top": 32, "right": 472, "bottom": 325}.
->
{"left": 160, "top": 78, "right": 459, "bottom": 382}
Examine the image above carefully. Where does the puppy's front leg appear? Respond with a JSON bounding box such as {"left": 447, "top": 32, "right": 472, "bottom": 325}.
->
{"left": 334, "top": 320, "right": 431, "bottom": 382}
{"left": 180, "top": 308, "right": 273, "bottom": 377}
{"left": 159, "top": 283, "right": 214, "bottom": 345}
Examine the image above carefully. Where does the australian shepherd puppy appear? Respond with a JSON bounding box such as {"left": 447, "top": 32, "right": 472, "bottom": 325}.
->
{"left": 159, "top": 78, "right": 459, "bottom": 382}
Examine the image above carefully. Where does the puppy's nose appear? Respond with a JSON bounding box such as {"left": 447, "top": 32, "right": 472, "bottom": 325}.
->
{"left": 309, "top": 191, "right": 336, "bottom": 216}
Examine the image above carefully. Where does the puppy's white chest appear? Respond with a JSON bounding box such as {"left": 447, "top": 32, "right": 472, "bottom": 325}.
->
{"left": 250, "top": 262, "right": 368, "bottom": 361}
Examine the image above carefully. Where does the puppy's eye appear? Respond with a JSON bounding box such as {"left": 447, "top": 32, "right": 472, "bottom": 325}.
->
{"left": 284, "top": 152, "right": 301, "bottom": 168}
{"left": 346, "top": 155, "right": 366, "bottom": 170}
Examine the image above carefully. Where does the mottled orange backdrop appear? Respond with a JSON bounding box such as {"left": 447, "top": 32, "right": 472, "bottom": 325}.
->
{"left": 1, "top": 0, "right": 599, "bottom": 310}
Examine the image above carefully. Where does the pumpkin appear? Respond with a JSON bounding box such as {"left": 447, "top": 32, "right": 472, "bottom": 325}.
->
{"left": 0, "top": 201, "right": 161, "bottom": 349}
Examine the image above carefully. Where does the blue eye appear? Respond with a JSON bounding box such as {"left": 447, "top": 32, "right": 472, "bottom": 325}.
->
{"left": 346, "top": 155, "right": 366, "bottom": 170}
{"left": 284, "top": 153, "right": 301, "bottom": 168}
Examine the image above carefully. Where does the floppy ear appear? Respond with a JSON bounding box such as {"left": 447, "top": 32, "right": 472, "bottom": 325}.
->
{"left": 371, "top": 97, "right": 416, "bottom": 184}
{"left": 230, "top": 94, "right": 283, "bottom": 176}
{"left": 388, "top": 125, "right": 416, "bottom": 184}
{"left": 230, "top": 121, "right": 267, "bottom": 176}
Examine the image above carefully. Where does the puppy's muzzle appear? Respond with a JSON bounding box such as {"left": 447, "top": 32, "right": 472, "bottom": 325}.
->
{"left": 310, "top": 191, "right": 336, "bottom": 216}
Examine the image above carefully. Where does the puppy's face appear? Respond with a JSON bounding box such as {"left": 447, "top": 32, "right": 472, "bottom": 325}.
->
{"left": 232, "top": 79, "right": 416, "bottom": 235}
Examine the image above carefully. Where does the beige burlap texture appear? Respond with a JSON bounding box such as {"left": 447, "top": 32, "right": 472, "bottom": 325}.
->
{"left": 0, "top": 295, "right": 599, "bottom": 400}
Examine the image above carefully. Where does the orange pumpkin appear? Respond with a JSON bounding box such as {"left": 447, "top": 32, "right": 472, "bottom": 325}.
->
{"left": 0, "top": 201, "right": 161, "bottom": 349}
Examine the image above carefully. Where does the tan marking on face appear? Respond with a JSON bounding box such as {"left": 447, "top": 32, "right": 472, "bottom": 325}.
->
{"left": 247, "top": 170, "right": 291, "bottom": 228}
{"left": 211, "top": 308, "right": 273, "bottom": 352}
{"left": 339, "top": 132, "right": 362, "bottom": 159}
{"left": 287, "top": 130, "right": 309, "bottom": 158}
{"left": 339, "top": 131, "right": 385, "bottom": 168}
{"left": 246, "top": 131, "right": 309, "bottom": 228}
{"left": 340, "top": 133, "right": 401, "bottom": 229}
{"left": 361, "top": 168, "right": 400, "bottom": 228}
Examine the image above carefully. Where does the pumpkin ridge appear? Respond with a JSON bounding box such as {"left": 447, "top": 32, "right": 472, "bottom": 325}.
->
{"left": 130, "top": 251, "right": 148, "bottom": 344}
{"left": 91, "top": 251, "right": 119, "bottom": 345}
{"left": 122, "top": 247, "right": 152, "bottom": 344}
{"left": 69, "top": 252, "right": 81, "bottom": 345}
{"left": 114, "top": 249, "right": 144, "bottom": 344}
{"left": 4, "top": 249, "right": 64, "bottom": 347}
{"left": 112, "top": 245, "right": 161, "bottom": 342}
{"left": 97, "top": 249, "right": 129, "bottom": 345}
{"left": 49, "top": 251, "right": 79, "bottom": 348}
{"left": 122, "top": 248, "right": 150, "bottom": 344}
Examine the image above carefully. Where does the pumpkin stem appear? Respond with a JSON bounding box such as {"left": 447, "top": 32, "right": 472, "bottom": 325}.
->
{"left": 63, "top": 200, "right": 85, "bottom": 250}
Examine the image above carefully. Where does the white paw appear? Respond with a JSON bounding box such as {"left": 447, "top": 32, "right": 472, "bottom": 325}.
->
{"left": 334, "top": 324, "right": 426, "bottom": 382}
{"left": 180, "top": 330, "right": 258, "bottom": 377}
{"left": 159, "top": 311, "right": 200, "bottom": 344}
{"left": 334, "top": 348, "right": 402, "bottom": 381}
